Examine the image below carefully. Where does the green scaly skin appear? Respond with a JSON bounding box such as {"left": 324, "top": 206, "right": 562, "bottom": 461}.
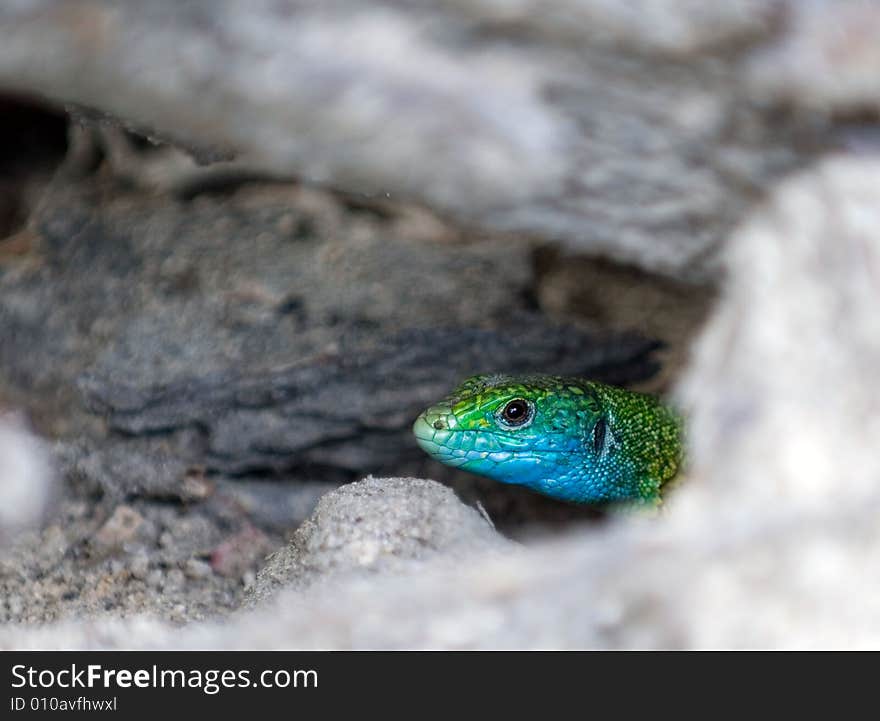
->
{"left": 413, "top": 374, "right": 682, "bottom": 505}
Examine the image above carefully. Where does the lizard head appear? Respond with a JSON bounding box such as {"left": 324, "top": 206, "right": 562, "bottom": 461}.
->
{"left": 413, "top": 373, "right": 606, "bottom": 501}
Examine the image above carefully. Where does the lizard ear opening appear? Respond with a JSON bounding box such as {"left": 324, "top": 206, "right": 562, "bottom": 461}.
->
{"left": 591, "top": 416, "right": 610, "bottom": 457}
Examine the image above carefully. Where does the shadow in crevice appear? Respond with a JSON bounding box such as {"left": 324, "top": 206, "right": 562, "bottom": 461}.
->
{"left": 0, "top": 94, "right": 69, "bottom": 242}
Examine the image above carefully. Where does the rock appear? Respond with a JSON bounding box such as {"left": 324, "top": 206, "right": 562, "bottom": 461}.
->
{"left": 2, "top": 176, "right": 660, "bottom": 496}
{"left": 3, "top": 157, "right": 880, "bottom": 648}
{"left": 246, "top": 477, "right": 513, "bottom": 606}
{"left": 60, "top": 441, "right": 199, "bottom": 502}
{"left": 0, "top": 0, "right": 877, "bottom": 651}
{"left": 0, "top": 413, "right": 56, "bottom": 542}
{"left": 82, "top": 323, "right": 659, "bottom": 477}
{"left": 165, "top": 568, "right": 185, "bottom": 590}
{"left": 128, "top": 553, "right": 150, "bottom": 581}
{"left": 207, "top": 479, "right": 338, "bottom": 534}
{"left": 91, "top": 505, "right": 145, "bottom": 552}
{"left": 677, "top": 156, "right": 880, "bottom": 516}
{"left": 210, "top": 525, "right": 274, "bottom": 579}
{"left": 0, "top": 0, "right": 847, "bottom": 280}
{"left": 746, "top": 0, "right": 880, "bottom": 116}
{"left": 533, "top": 251, "right": 716, "bottom": 393}
{"left": 183, "top": 559, "right": 213, "bottom": 581}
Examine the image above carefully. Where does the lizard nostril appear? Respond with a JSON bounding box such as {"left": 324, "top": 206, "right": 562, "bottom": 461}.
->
{"left": 432, "top": 419, "right": 446, "bottom": 430}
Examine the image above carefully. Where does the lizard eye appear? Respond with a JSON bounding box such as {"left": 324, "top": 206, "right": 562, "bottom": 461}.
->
{"left": 499, "top": 399, "right": 533, "bottom": 427}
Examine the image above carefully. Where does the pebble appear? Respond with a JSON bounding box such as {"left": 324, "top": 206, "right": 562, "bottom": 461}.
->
{"left": 93, "top": 505, "right": 145, "bottom": 550}
{"left": 210, "top": 525, "right": 272, "bottom": 578}
{"left": 129, "top": 553, "right": 150, "bottom": 580}
{"left": 7, "top": 597, "right": 23, "bottom": 616}
{"left": 184, "top": 559, "right": 213, "bottom": 580}
{"left": 166, "top": 568, "right": 185, "bottom": 589}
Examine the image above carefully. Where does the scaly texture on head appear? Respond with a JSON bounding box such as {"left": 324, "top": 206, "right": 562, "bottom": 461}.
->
{"left": 413, "top": 374, "right": 682, "bottom": 505}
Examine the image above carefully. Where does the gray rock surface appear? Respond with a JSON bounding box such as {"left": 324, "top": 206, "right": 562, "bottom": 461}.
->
{"left": 0, "top": 136, "right": 657, "bottom": 630}
{"left": 0, "top": 415, "right": 55, "bottom": 543}
{"left": 0, "top": 495, "right": 250, "bottom": 625}
{"left": 0, "top": 0, "right": 856, "bottom": 280}
{"left": 246, "top": 477, "right": 512, "bottom": 605}
{"left": 2, "top": 178, "right": 659, "bottom": 487}
{"left": 81, "top": 323, "right": 657, "bottom": 477}
{"left": 4, "top": 155, "right": 880, "bottom": 649}
{"left": 677, "top": 156, "right": 880, "bottom": 518}
{"left": 1, "top": 0, "right": 879, "bottom": 649}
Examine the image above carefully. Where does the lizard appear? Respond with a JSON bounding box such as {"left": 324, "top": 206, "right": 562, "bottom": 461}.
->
{"left": 413, "top": 373, "right": 682, "bottom": 506}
